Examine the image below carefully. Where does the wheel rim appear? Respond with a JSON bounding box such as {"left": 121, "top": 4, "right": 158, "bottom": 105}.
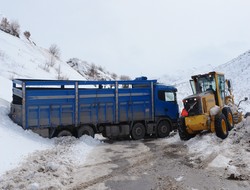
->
{"left": 228, "top": 112, "right": 233, "bottom": 126}
{"left": 135, "top": 127, "right": 142, "bottom": 136}
{"left": 221, "top": 119, "right": 227, "bottom": 134}
{"left": 160, "top": 125, "right": 167, "bottom": 133}
{"left": 131, "top": 123, "right": 145, "bottom": 140}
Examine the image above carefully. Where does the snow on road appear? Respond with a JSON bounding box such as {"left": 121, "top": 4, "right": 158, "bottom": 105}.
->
{"left": 0, "top": 135, "right": 101, "bottom": 189}
{"left": 0, "top": 97, "right": 101, "bottom": 179}
{"left": 0, "top": 98, "right": 51, "bottom": 176}
{"left": 166, "top": 121, "right": 250, "bottom": 181}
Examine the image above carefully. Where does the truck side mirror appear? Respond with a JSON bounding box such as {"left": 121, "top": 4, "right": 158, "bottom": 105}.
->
{"left": 244, "top": 97, "right": 248, "bottom": 101}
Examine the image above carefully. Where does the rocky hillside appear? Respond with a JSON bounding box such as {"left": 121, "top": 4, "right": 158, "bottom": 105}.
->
{"left": 67, "top": 58, "right": 130, "bottom": 81}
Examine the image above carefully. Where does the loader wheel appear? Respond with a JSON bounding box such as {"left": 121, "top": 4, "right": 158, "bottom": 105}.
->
{"left": 178, "top": 117, "right": 196, "bottom": 141}
{"left": 157, "top": 120, "right": 171, "bottom": 138}
{"left": 57, "top": 130, "right": 72, "bottom": 137}
{"left": 77, "top": 125, "right": 95, "bottom": 138}
{"left": 215, "top": 113, "right": 228, "bottom": 139}
{"left": 131, "top": 123, "right": 145, "bottom": 140}
{"left": 222, "top": 107, "right": 234, "bottom": 131}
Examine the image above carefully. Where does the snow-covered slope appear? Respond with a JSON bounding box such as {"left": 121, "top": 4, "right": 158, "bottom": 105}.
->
{"left": 159, "top": 50, "right": 250, "bottom": 112}
{"left": 67, "top": 58, "right": 131, "bottom": 81}
{"left": 0, "top": 30, "right": 84, "bottom": 100}
{"left": 216, "top": 50, "right": 250, "bottom": 105}
{"left": 0, "top": 31, "right": 84, "bottom": 80}
{"left": 67, "top": 58, "right": 115, "bottom": 81}
{"left": 0, "top": 29, "right": 89, "bottom": 175}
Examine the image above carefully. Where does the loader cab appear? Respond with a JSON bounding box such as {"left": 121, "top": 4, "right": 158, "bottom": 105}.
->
{"left": 190, "top": 72, "right": 225, "bottom": 107}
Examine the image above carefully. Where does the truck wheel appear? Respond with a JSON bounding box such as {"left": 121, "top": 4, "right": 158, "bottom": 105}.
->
{"left": 131, "top": 123, "right": 145, "bottom": 140}
{"left": 57, "top": 130, "right": 72, "bottom": 137}
{"left": 157, "top": 120, "right": 170, "bottom": 138}
{"left": 222, "top": 107, "right": 234, "bottom": 131}
{"left": 178, "top": 117, "right": 196, "bottom": 140}
{"left": 77, "top": 126, "right": 95, "bottom": 138}
{"left": 215, "top": 113, "right": 228, "bottom": 139}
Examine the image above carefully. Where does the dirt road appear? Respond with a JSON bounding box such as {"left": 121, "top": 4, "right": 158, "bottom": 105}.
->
{"left": 70, "top": 136, "right": 249, "bottom": 190}
{"left": 0, "top": 133, "right": 249, "bottom": 190}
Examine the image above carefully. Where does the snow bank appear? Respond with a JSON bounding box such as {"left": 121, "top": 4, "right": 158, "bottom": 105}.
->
{"left": 0, "top": 135, "right": 101, "bottom": 189}
{"left": 0, "top": 97, "right": 102, "bottom": 177}
{"left": 184, "top": 121, "right": 250, "bottom": 180}
{"left": 0, "top": 99, "right": 53, "bottom": 176}
{"left": 0, "top": 29, "right": 100, "bottom": 177}
{"left": 0, "top": 76, "right": 12, "bottom": 102}
{"left": 210, "top": 105, "right": 220, "bottom": 116}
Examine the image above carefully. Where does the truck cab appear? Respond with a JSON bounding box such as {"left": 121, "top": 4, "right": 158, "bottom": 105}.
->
{"left": 154, "top": 84, "right": 179, "bottom": 128}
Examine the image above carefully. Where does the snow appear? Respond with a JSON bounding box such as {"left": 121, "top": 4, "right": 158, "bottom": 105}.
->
{"left": 0, "top": 99, "right": 52, "bottom": 176}
{"left": 1, "top": 25, "right": 250, "bottom": 187}
{"left": 0, "top": 29, "right": 99, "bottom": 177}
{"left": 175, "top": 176, "right": 184, "bottom": 182}
{"left": 208, "top": 154, "right": 231, "bottom": 168}
{"left": 210, "top": 105, "right": 220, "bottom": 116}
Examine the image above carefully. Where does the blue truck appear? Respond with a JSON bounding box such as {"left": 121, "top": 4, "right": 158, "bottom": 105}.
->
{"left": 10, "top": 77, "right": 179, "bottom": 139}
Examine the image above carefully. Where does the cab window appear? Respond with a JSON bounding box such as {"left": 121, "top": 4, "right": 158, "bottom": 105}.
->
{"left": 158, "top": 90, "right": 176, "bottom": 102}
{"left": 218, "top": 75, "right": 225, "bottom": 102}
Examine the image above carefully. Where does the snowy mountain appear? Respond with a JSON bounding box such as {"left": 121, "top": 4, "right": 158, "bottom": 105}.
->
{"left": 159, "top": 50, "right": 250, "bottom": 112}
{"left": 1, "top": 25, "right": 249, "bottom": 110}
{"left": 1, "top": 20, "right": 250, "bottom": 189}
{"left": 216, "top": 50, "right": 250, "bottom": 104}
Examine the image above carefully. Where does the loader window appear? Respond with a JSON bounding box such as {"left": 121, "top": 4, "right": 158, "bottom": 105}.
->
{"left": 196, "top": 75, "right": 216, "bottom": 94}
{"left": 190, "top": 80, "right": 196, "bottom": 94}
{"left": 158, "top": 90, "right": 176, "bottom": 102}
{"left": 218, "top": 75, "right": 225, "bottom": 102}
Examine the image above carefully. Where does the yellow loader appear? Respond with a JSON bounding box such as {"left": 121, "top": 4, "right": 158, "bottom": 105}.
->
{"left": 178, "top": 71, "right": 247, "bottom": 140}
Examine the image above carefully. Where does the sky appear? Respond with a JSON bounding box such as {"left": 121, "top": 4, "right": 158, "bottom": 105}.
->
{"left": 1, "top": 0, "right": 250, "bottom": 78}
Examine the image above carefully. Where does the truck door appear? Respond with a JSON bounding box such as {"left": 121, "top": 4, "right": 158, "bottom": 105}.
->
{"left": 154, "top": 89, "right": 179, "bottom": 120}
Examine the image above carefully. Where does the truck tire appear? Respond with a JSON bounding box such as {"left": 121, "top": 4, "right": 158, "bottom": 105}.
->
{"left": 215, "top": 113, "right": 228, "bottom": 139}
{"left": 57, "top": 130, "right": 72, "bottom": 137}
{"left": 222, "top": 107, "right": 234, "bottom": 131}
{"left": 178, "top": 117, "right": 196, "bottom": 140}
{"left": 157, "top": 120, "right": 171, "bottom": 138}
{"left": 131, "top": 123, "right": 145, "bottom": 140}
{"left": 77, "top": 126, "right": 95, "bottom": 138}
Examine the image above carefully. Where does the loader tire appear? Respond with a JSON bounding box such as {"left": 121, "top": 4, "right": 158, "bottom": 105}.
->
{"left": 178, "top": 117, "right": 196, "bottom": 141}
{"left": 222, "top": 107, "right": 234, "bottom": 131}
{"left": 77, "top": 125, "right": 95, "bottom": 138}
{"left": 131, "top": 123, "right": 145, "bottom": 140}
{"left": 157, "top": 120, "right": 171, "bottom": 138}
{"left": 215, "top": 113, "right": 228, "bottom": 139}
